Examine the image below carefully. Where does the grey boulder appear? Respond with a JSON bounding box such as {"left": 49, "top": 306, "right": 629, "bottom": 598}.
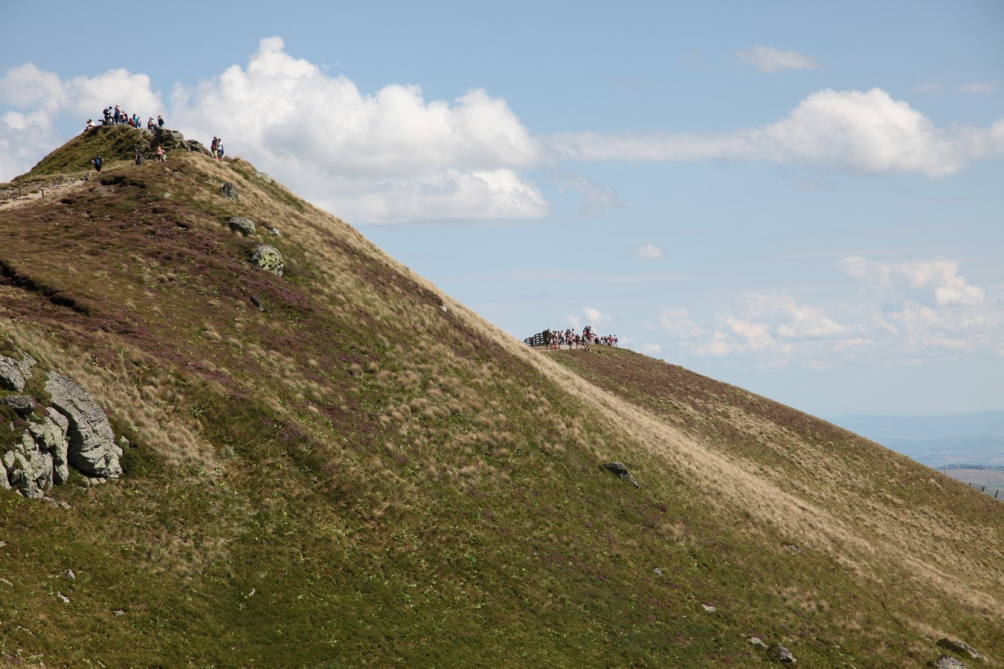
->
{"left": 45, "top": 372, "right": 122, "bottom": 478}
{"left": 220, "top": 182, "right": 239, "bottom": 202}
{"left": 601, "top": 461, "right": 640, "bottom": 488}
{"left": 0, "top": 355, "right": 25, "bottom": 391}
{"left": 937, "top": 639, "right": 984, "bottom": 661}
{"left": 251, "top": 245, "right": 284, "bottom": 276}
{"left": 0, "top": 395, "right": 35, "bottom": 417}
{"left": 228, "top": 217, "right": 257, "bottom": 236}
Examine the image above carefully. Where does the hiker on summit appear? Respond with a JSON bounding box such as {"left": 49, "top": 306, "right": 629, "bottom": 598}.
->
{"left": 113, "top": 105, "right": 121, "bottom": 124}
{"left": 157, "top": 115, "right": 164, "bottom": 128}
{"left": 210, "top": 137, "right": 218, "bottom": 157}
{"left": 85, "top": 119, "right": 95, "bottom": 130}
{"left": 147, "top": 117, "right": 156, "bottom": 130}
{"left": 92, "top": 155, "right": 103, "bottom": 173}
{"left": 103, "top": 107, "right": 112, "bottom": 125}
{"left": 216, "top": 140, "right": 224, "bottom": 161}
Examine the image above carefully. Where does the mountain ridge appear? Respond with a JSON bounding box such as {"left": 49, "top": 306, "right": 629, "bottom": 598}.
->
{"left": 0, "top": 126, "right": 1001, "bottom": 667}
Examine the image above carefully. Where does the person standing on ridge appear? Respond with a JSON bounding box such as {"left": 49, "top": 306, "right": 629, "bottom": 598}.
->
{"left": 157, "top": 114, "right": 164, "bottom": 128}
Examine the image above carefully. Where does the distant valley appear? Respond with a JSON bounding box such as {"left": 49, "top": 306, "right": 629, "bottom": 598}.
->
{"left": 830, "top": 410, "right": 1004, "bottom": 469}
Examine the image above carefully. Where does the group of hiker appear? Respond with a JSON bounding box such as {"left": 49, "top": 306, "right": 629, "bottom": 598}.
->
{"left": 210, "top": 137, "right": 225, "bottom": 161}
{"left": 88, "top": 105, "right": 164, "bottom": 131}
{"left": 527, "top": 326, "right": 619, "bottom": 350}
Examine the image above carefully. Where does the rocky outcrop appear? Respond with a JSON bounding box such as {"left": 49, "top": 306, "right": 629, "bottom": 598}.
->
{"left": 7, "top": 431, "right": 54, "bottom": 498}
{"left": 251, "top": 245, "right": 284, "bottom": 276}
{"left": 228, "top": 217, "right": 257, "bottom": 236}
{"left": 0, "top": 355, "right": 26, "bottom": 391}
{"left": 45, "top": 372, "right": 122, "bottom": 479}
{"left": 601, "top": 461, "right": 639, "bottom": 488}
{"left": 221, "top": 182, "right": 239, "bottom": 202}
{"left": 31, "top": 412, "right": 70, "bottom": 484}
{"left": 936, "top": 656, "right": 966, "bottom": 669}
{"left": 134, "top": 128, "right": 211, "bottom": 157}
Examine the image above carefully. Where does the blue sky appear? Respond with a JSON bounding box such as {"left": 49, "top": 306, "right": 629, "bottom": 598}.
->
{"left": 2, "top": 0, "right": 1002, "bottom": 417}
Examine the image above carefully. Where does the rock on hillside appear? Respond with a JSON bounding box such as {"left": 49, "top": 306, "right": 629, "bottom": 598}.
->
{"left": 45, "top": 372, "right": 122, "bottom": 478}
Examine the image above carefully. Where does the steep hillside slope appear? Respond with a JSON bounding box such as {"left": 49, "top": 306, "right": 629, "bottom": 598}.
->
{"left": 0, "top": 127, "right": 1001, "bottom": 667}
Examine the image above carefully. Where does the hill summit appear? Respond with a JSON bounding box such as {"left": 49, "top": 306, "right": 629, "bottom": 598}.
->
{"left": 0, "top": 127, "right": 1001, "bottom": 666}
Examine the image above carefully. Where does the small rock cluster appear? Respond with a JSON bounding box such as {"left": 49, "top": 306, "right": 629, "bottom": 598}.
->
{"left": 1, "top": 353, "right": 123, "bottom": 498}
{"left": 217, "top": 188, "right": 285, "bottom": 276}
{"left": 741, "top": 635, "right": 796, "bottom": 664}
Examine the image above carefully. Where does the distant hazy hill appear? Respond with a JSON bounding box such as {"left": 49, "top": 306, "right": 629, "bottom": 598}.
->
{"left": 1, "top": 125, "right": 1002, "bottom": 667}
{"left": 831, "top": 410, "right": 1004, "bottom": 467}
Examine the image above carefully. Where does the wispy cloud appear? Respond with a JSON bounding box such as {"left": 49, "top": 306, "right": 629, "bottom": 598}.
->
{"left": 838, "top": 257, "right": 985, "bottom": 306}
{"left": 555, "top": 169, "right": 625, "bottom": 216}
{"left": 661, "top": 258, "right": 1003, "bottom": 366}
{"left": 736, "top": 46, "right": 823, "bottom": 73}
{"left": 583, "top": 306, "right": 612, "bottom": 325}
{"left": 958, "top": 82, "right": 997, "bottom": 95}
{"left": 913, "top": 83, "right": 944, "bottom": 96}
{"left": 634, "top": 244, "right": 665, "bottom": 259}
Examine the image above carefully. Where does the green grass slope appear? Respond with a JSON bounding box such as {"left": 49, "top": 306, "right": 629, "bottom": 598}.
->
{"left": 0, "top": 134, "right": 1001, "bottom": 667}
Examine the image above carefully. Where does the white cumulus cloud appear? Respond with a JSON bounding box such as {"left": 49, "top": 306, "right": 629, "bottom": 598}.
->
{"left": 548, "top": 88, "right": 1004, "bottom": 177}
{"left": 736, "top": 46, "right": 823, "bottom": 73}
{"left": 639, "top": 343, "right": 662, "bottom": 355}
{"left": 168, "top": 37, "right": 548, "bottom": 223}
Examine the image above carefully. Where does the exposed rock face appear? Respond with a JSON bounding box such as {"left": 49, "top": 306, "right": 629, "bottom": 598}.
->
{"left": 601, "top": 461, "right": 639, "bottom": 488}
{"left": 936, "top": 655, "right": 966, "bottom": 669}
{"left": 0, "top": 395, "right": 35, "bottom": 417}
{"left": 228, "top": 217, "right": 257, "bottom": 236}
{"left": 45, "top": 372, "right": 122, "bottom": 478}
{"left": 221, "top": 182, "right": 239, "bottom": 202}
{"left": 8, "top": 431, "right": 54, "bottom": 498}
{"left": 0, "top": 355, "right": 26, "bottom": 391}
{"left": 938, "top": 639, "right": 984, "bottom": 661}
{"left": 251, "top": 245, "right": 284, "bottom": 276}
{"left": 30, "top": 413, "right": 70, "bottom": 485}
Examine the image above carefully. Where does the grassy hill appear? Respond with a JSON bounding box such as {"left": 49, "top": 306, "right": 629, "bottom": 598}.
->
{"left": 0, "top": 126, "right": 1001, "bottom": 667}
